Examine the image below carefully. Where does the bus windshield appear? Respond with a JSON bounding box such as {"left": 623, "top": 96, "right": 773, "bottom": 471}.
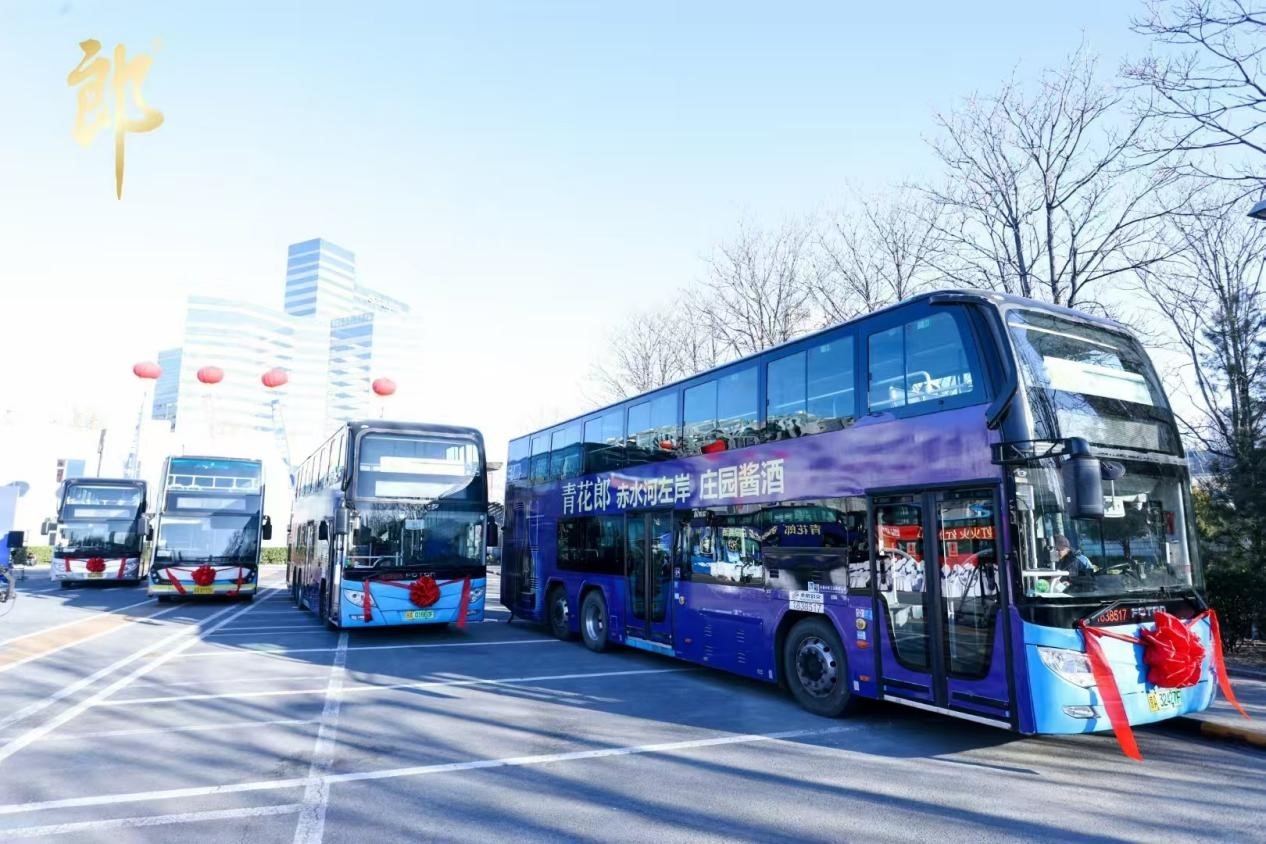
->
{"left": 354, "top": 434, "right": 481, "bottom": 501}
{"left": 1008, "top": 310, "right": 1178, "bottom": 454}
{"left": 64, "top": 484, "right": 143, "bottom": 510}
{"left": 154, "top": 514, "right": 260, "bottom": 564}
{"left": 1014, "top": 460, "right": 1197, "bottom": 600}
{"left": 346, "top": 503, "right": 484, "bottom": 569}
{"left": 57, "top": 521, "right": 143, "bottom": 556}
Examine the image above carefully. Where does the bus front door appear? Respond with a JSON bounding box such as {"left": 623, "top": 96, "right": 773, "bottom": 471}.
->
{"left": 623, "top": 511, "right": 674, "bottom": 651}
{"left": 871, "top": 487, "right": 1013, "bottom": 727}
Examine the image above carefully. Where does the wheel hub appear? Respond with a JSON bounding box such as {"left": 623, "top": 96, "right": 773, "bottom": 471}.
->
{"left": 796, "top": 636, "right": 838, "bottom": 697}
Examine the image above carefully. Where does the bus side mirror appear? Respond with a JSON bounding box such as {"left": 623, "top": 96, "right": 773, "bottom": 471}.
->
{"left": 262, "top": 516, "right": 273, "bottom": 542}
{"left": 318, "top": 521, "right": 329, "bottom": 542}
{"left": 487, "top": 523, "right": 499, "bottom": 547}
{"left": 41, "top": 519, "right": 53, "bottom": 535}
{"left": 1063, "top": 438, "right": 1104, "bottom": 520}
{"left": 333, "top": 509, "right": 348, "bottom": 537}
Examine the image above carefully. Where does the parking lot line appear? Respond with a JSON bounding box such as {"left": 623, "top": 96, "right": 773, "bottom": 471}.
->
{"left": 0, "top": 590, "right": 274, "bottom": 764}
{"left": 0, "top": 803, "right": 305, "bottom": 839}
{"left": 292, "top": 631, "right": 348, "bottom": 844}
{"left": 42, "top": 717, "right": 314, "bottom": 743}
{"left": 135, "top": 672, "right": 333, "bottom": 689}
{"left": 181, "top": 637, "right": 562, "bottom": 658}
{"left": 101, "top": 666, "right": 693, "bottom": 707}
{"left": 0, "top": 601, "right": 238, "bottom": 735}
{"left": 0, "top": 725, "right": 853, "bottom": 820}
{"left": 0, "top": 597, "right": 155, "bottom": 649}
{"left": 0, "top": 599, "right": 186, "bottom": 675}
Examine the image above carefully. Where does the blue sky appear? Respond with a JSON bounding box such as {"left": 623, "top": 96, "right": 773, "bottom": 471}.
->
{"left": 0, "top": 0, "right": 1153, "bottom": 458}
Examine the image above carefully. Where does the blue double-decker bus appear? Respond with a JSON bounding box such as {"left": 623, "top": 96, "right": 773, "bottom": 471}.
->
{"left": 289, "top": 421, "right": 489, "bottom": 629}
{"left": 502, "top": 290, "right": 1223, "bottom": 743}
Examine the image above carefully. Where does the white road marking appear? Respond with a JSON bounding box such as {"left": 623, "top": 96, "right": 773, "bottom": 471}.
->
{"left": 0, "top": 601, "right": 236, "bottom": 734}
{"left": 101, "top": 668, "right": 693, "bottom": 708}
{"left": 0, "top": 802, "right": 304, "bottom": 838}
{"left": 134, "top": 672, "right": 333, "bottom": 689}
{"left": 42, "top": 717, "right": 314, "bottom": 743}
{"left": 181, "top": 637, "right": 560, "bottom": 658}
{"left": 0, "top": 599, "right": 186, "bottom": 675}
{"left": 101, "top": 666, "right": 692, "bottom": 707}
{"left": 0, "top": 597, "right": 157, "bottom": 648}
{"left": 0, "top": 726, "right": 853, "bottom": 819}
{"left": 0, "top": 590, "right": 274, "bottom": 764}
{"left": 292, "top": 631, "right": 348, "bottom": 844}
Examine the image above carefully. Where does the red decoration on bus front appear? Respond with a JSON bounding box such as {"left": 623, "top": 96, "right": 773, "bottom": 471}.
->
{"left": 85, "top": 557, "right": 107, "bottom": 573}
{"left": 191, "top": 565, "right": 216, "bottom": 587}
{"left": 1141, "top": 612, "right": 1205, "bottom": 688}
{"left": 196, "top": 366, "right": 224, "bottom": 385}
{"left": 409, "top": 575, "right": 440, "bottom": 608}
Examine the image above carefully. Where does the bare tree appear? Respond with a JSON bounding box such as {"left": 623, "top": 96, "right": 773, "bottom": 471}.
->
{"left": 814, "top": 188, "right": 944, "bottom": 323}
{"left": 1129, "top": 0, "right": 1266, "bottom": 188}
{"left": 927, "top": 47, "right": 1183, "bottom": 310}
{"left": 589, "top": 309, "right": 687, "bottom": 401}
{"left": 697, "top": 222, "right": 818, "bottom": 356}
{"left": 1138, "top": 195, "right": 1266, "bottom": 455}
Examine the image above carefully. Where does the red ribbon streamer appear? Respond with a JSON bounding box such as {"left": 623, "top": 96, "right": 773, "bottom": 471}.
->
{"left": 362, "top": 579, "right": 373, "bottom": 623}
{"left": 456, "top": 577, "right": 472, "bottom": 629}
{"left": 1078, "top": 609, "right": 1249, "bottom": 761}
{"left": 116, "top": 558, "right": 128, "bottom": 578}
{"left": 164, "top": 568, "right": 187, "bottom": 595}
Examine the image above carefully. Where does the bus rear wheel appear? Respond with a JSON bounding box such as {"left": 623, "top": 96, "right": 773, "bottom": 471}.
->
{"left": 580, "top": 590, "right": 608, "bottom": 653}
{"left": 783, "top": 617, "right": 856, "bottom": 717}
{"left": 547, "top": 586, "right": 572, "bottom": 640}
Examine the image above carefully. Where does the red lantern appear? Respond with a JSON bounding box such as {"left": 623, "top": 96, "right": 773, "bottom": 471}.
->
{"left": 261, "top": 367, "right": 288, "bottom": 389}
{"left": 197, "top": 366, "right": 224, "bottom": 385}
{"left": 132, "top": 361, "right": 162, "bottom": 380}
{"left": 372, "top": 377, "right": 396, "bottom": 397}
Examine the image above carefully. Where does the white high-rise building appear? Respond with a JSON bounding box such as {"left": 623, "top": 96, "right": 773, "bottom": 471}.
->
{"left": 155, "top": 237, "right": 420, "bottom": 474}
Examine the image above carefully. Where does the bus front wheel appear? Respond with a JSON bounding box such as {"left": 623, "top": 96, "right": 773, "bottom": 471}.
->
{"left": 580, "top": 590, "right": 608, "bottom": 653}
{"left": 547, "top": 586, "right": 572, "bottom": 640}
{"left": 783, "top": 617, "right": 856, "bottom": 718}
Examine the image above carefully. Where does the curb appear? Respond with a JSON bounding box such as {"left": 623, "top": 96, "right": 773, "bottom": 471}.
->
{"left": 1173, "top": 716, "right": 1266, "bottom": 750}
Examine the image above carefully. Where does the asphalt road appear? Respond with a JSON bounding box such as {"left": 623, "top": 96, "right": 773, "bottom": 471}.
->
{"left": 0, "top": 566, "right": 1263, "bottom": 843}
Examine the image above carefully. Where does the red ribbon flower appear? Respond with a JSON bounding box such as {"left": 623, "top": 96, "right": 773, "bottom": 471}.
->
{"left": 85, "top": 557, "right": 107, "bottom": 574}
{"left": 191, "top": 565, "right": 217, "bottom": 587}
{"left": 1140, "top": 611, "right": 1205, "bottom": 689}
{"left": 409, "top": 575, "right": 440, "bottom": 608}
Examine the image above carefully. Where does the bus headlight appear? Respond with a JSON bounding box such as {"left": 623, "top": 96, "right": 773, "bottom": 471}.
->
{"left": 343, "top": 589, "right": 375, "bottom": 606}
{"left": 1038, "top": 647, "right": 1097, "bottom": 688}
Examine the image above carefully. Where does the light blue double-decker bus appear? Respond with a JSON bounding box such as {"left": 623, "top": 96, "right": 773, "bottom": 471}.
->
{"left": 288, "top": 421, "right": 490, "bottom": 629}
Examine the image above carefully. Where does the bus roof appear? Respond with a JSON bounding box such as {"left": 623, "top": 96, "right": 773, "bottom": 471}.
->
{"left": 512, "top": 287, "right": 1132, "bottom": 443}
{"left": 62, "top": 477, "right": 145, "bottom": 486}
{"left": 345, "top": 420, "right": 484, "bottom": 440}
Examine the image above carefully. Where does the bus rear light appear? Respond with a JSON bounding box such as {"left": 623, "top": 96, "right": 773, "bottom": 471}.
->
{"left": 1038, "top": 647, "right": 1097, "bottom": 688}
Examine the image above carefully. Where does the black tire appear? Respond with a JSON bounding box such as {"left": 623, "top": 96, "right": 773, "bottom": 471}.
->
{"left": 783, "top": 617, "right": 856, "bottom": 717}
{"left": 580, "top": 590, "right": 609, "bottom": 653}
{"left": 547, "top": 585, "right": 572, "bottom": 640}
{"left": 59, "top": 581, "right": 71, "bottom": 590}
{"left": 156, "top": 594, "right": 172, "bottom": 603}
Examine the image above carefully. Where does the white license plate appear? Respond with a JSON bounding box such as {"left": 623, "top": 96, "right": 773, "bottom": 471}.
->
{"left": 1147, "top": 689, "right": 1181, "bottom": 712}
{"left": 402, "top": 610, "right": 435, "bottom": 621}
{"left": 87, "top": 571, "right": 104, "bottom": 579}
{"left": 193, "top": 585, "right": 215, "bottom": 595}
